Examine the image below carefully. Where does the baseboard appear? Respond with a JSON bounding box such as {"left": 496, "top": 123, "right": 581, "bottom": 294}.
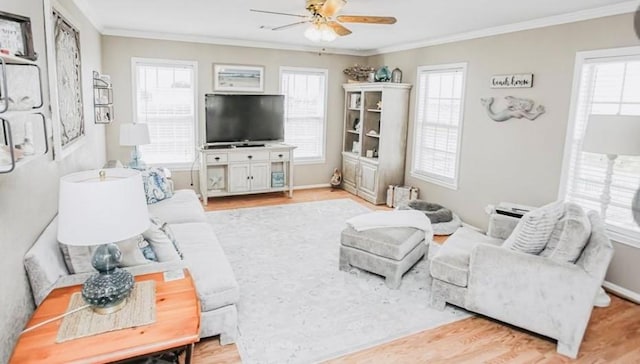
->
{"left": 603, "top": 281, "right": 640, "bottom": 304}
{"left": 294, "top": 183, "right": 331, "bottom": 190}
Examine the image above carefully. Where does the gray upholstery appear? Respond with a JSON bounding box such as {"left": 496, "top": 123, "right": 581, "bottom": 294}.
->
{"left": 23, "top": 189, "right": 239, "bottom": 344}
{"left": 341, "top": 226, "right": 425, "bottom": 260}
{"left": 339, "top": 227, "right": 427, "bottom": 289}
{"left": 428, "top": 207, "right": 614, "bottom": 359}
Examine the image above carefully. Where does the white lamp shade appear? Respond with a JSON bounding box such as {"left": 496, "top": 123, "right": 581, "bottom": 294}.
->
{"left": 120, "top": 123, "right": 150, "bottom": 146}
{"left": 583, "top": 115, "right": 640, "bottom": 156}
{"left": 58, "top": 168, "right": 150, "bottom": 246}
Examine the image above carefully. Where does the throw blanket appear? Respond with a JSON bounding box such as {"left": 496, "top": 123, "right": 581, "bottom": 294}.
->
{"left": 347, "top": 210, "right": 433, "bottom": 234}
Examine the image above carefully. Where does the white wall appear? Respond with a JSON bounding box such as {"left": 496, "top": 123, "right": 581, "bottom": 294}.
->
{"left": 0, "top": 0, "right": 105, "bottom": 361}
{"left": 101, "top": 36, "right": 364, "bottom": 191}
{"left": 368, "top": 13, "right": 640, "bottom": 295}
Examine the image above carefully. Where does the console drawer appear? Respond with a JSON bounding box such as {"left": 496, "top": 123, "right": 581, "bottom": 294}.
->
{"left": 206, "top": 153, "right": 228, "bottom": 164}
{"left": 270, "top": 151, "right": 290, "bottom": 161}
{"left": 228, "top": 150, "right": 270, "bottom": 162}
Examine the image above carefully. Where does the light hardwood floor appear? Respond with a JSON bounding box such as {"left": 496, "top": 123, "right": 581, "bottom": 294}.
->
{"left": 193, "top": 188, "right": 640, "bottom": 363}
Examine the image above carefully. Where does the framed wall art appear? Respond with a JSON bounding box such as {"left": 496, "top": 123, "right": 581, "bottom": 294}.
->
{"left": 0, "top": 11, "right": 37, "bottom": 60}
{"left": 213, "top": 64, "right": 264, "bottom": 92}
{"left": 44, "top": 2, "right": 85, "bottom": 159}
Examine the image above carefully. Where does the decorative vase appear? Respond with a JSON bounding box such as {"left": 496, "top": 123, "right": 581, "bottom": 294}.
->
{"left": 391, "top": 68, "right": 403, "bottom": 83}
{"left": 367, "top": 72, "right": 375, "bottom": 83}
{"left": 375, "top": 66, "right": 391, "bottom": 82}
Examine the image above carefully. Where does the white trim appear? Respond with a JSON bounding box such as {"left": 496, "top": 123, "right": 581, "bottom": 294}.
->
{"left": 366, "top": 1, "right": 639, "bottom": 56}
{"left": 603, "top": 281, "right": 640, "bottom": 304}
{"left": 557, "top": 46, "right": 640, "bottom": 246}
{"left": 76, "top": 2, "right": 636, "bottom": 56}
{"left": 411, "top": 62, "right": 468, "bottom": 191}
{"left": 130, "top": 57, "right": 199, "bottom": 165}
{"left": 71, "top": 0, "right": 105, "bottom": 32}
{"left": 293, "top": 183, "right": 331, "bottom": 190}
{"left": 102, "top": 28, "right": 364, "bottom": 56}
{"left": 279, "top": 66, "right": 329, "bottom": 164}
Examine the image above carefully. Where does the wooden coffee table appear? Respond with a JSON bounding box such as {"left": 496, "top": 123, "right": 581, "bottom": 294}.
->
{"left": 10, "top": 269, "right": 200, "bottom": 364}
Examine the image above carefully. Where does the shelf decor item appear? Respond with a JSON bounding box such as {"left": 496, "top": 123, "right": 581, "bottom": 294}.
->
{"left": 343, "top": 64, "right": 375, "bottom": 82}
{"left": 0, "top": 11, "right": 37, "bottom": 60}
{"left": 57, "top": 168, "right": 150, "bottom": 314}
{"left": 391, "top": 68, "right": 403, "bottom": 83}
{"left": 271, "top": 171, "right": 285, "bottom": 188}
{"left": 213, "top": 64, "right": 264, "bottom": 92}
{"left": 375, "top": 66, "right": 391, "bottom": 82}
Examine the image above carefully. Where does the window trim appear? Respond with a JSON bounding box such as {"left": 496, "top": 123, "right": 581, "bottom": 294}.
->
{"left": 410, "top": 62, "right": 468, "bottom": 190}
{"left": 279, "top": 66, "right": 329, "bottom": 165}
{"left": 558, "top": 46, "right": 640, "bottom": 248}
{"left": 130, "top": 57, "right": 199, "bottom": 170}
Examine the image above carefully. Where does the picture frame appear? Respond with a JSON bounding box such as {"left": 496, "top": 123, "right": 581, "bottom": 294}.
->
{"left": 213, "top": 64, "right": 264, "bottom": 92}
{"left": 0, "top": 11, "right": 37, "bottom": 61}
{"left": 44, "top": 2, "right": 86, "bottom": 160}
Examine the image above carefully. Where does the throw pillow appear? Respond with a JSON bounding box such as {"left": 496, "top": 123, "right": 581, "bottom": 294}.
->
{"left": 502, "top": 201, "right": 564, "bottom": 255}
{"left": 59, "top": 235, "right": 153, "bottom": 274}
{"left": 141, "top": 168, "right": 173, "bottom": 204}
{"left": 142, "top": 217, "right": 182, "bottom": 262}
{"left": 540, "top": 203, "right": 591, "bottom": 263}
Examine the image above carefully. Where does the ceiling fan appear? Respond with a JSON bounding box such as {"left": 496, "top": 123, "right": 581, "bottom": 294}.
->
{"left": 251, "top": 0, "right": 397, "bottom": 42}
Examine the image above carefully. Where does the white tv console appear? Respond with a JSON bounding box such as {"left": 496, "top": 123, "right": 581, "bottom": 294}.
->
{"left": 199, "top": 143, "right": 296, "bottom": 206}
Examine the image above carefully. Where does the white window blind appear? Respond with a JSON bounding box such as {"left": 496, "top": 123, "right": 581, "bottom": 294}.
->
{"left": 133, "top": 59, "right": 196, "bottom": 167}
{"left": 412, "top": 64, "right": 466, "bottom": 189}
{"left": 562, "top": 52, "right": 640, "bottom": 243}
{"left": 280, "top": 67, "right": 327, "bottom": 163}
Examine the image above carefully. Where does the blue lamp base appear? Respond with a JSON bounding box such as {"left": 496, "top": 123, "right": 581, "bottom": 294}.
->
{"left": 128, "top": 147, "right": 147, "bottom": 170}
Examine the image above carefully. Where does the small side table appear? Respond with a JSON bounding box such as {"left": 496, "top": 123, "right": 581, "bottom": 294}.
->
{"left": 10, "top": 269, "right": 200, "bottom": 364}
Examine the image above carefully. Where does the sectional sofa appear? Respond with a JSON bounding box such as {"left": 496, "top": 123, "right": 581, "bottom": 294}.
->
{"left": 24, "top": 189, "right": 239, "bottom": 344}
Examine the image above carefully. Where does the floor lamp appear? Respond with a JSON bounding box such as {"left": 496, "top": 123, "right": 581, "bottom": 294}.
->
{"left": 582, "top": 115, "right": 640, "bottom": 221}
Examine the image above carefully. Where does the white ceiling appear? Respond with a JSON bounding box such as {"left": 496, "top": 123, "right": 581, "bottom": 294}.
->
{"left": 73, "top": 0, "right": 637, "bottom": 55}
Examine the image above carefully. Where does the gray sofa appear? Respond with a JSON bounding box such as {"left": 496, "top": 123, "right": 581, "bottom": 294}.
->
{"left": 429, "top": 208, "right": 613, "bottom": 358}
{"left": 23, "top": 189, "right": 239, "bottom": 344}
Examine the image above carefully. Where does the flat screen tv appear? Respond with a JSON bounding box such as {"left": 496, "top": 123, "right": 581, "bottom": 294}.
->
{"left": 205, "top": 94, "right": 285, "bottom": 146}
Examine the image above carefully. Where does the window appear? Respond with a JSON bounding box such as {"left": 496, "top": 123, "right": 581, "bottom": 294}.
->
{"left": 280, "top": 67, "right": 328, "bottom": 163}
{"left": 560, "top": 47, "right": 640, "bottom": 245}
{"left": 132, "top": 58, "right": 197, "bottom": 168}
{"left": 411, "top": 63, "right": 467, "bottom": 189}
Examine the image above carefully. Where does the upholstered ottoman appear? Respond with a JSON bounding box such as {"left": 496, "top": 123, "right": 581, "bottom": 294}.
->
{"left": 339, "top": 226, "right": 427, "bottom": 289}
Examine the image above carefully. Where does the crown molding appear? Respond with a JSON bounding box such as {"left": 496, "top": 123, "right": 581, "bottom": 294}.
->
{"left": 365, "top": 1, "right": 639, "bottom": 56}
{"left": 100, "top": 28, "right": 368, "bottom": 56}
{"left": 72, "top": 0, "right": 105, "bottom": 32}
{"left": 78, "top": 1, "right": 638, "bottom": 57}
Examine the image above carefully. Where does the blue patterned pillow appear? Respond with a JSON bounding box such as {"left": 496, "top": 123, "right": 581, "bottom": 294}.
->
{"left": 141, "top": 168, "right": 173, "bottom": 204}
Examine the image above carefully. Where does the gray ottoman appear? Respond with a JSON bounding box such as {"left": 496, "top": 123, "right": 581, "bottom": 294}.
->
{"left": 339, "top": 226, "right": 427, "bottom": 289}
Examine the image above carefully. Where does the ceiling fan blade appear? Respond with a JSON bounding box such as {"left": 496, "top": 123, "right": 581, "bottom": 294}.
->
{"left": 318, "top": 0, "right": 346, "bottom": 17}
{"left": 336, "top": 15, "right": 397, "bottom": 24}
{"left": 327, "top": 21, "right": 352, "bottom": 36}
{"left": 272, "top": 21, "right": 311, "bottom": 31}
{"left": 250, "top": 9, "right": 307, "bottom": 18}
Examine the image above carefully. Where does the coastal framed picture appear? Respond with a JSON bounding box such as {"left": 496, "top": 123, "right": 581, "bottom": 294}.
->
{"left": 213, "top": 64, "right": 264, "bottom": 92}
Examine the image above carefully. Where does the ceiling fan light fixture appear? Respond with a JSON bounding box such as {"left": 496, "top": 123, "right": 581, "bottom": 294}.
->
{"left": 304, "top": 22, "right": 337, "bottom": 42}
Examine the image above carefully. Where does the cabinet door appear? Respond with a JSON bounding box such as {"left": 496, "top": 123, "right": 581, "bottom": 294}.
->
{"left": 250, "top": 162, "right": 270, "bottom": 191}
{"left": 342, "top": 156, "right": 358, "bottom": 188}
{"left": 359, "top": 162, "right": 378, "bottom": 196}
{"left": 228, "top": 164, "right": 251, "bottom": 193}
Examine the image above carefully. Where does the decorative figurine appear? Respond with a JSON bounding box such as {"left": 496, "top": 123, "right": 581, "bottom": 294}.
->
{"left": 330, "top": 168, "right": 342, "bottom": 189}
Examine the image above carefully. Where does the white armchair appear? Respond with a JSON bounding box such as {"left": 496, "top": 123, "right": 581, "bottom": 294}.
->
{"left": 429, "top": 208, "right": 613, "bottom": 358}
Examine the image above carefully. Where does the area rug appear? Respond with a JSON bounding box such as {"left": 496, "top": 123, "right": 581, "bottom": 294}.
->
{"left": 207, "top": 199, "right": 470, "bottom": 364}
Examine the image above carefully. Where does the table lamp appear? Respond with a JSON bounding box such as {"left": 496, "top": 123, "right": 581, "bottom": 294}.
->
{"left": 58, "top": 168, "right": 150, "bottom": 314}
{"left": 583, "top": 114, "right": 640, "bottom": 220}
{"left": 120, "top": 123, "right": 150, "bottom": 170}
